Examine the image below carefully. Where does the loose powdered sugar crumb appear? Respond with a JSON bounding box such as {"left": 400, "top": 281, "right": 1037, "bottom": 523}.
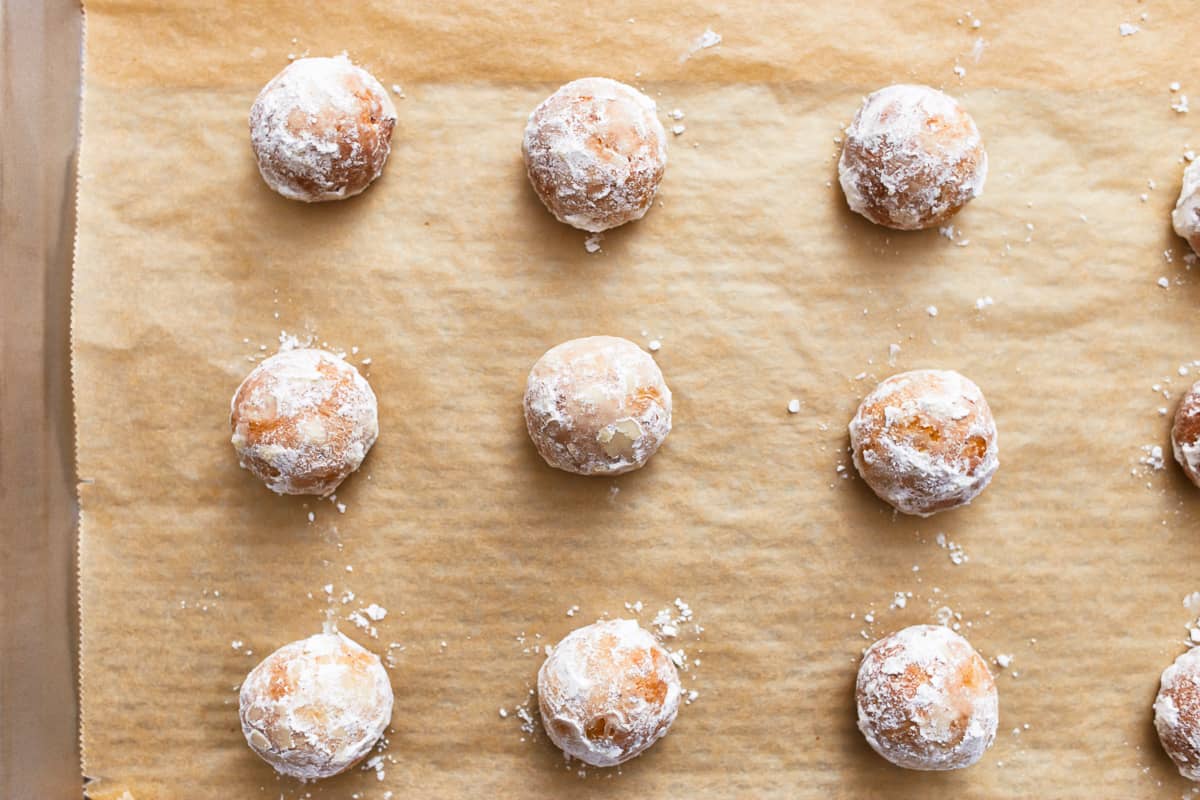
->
{"left": 1138, "top": 444, "right": 1166, "bottom": 472}
{"left": 935, "top": 531, "right": 969, "bottom": 565}
{"left": 681, "top": 28, "right": 722, "bottom": 61}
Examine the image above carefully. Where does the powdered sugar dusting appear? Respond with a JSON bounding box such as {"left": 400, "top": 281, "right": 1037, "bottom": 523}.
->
{"left": 1156, "top": 648, "right": 1200, "bottom": 781}
{"left": 537, "top": 619, "right": 681, "bottom": 767}
{"left": 230, "top": 348, "right": 379, "bottom": 496}
{"left": 857, "top": 624, "right": 998, "bottom": 771}
{"left": 680, "top": 28, "right": 722, "bottom": 61}
{"left": 1172, "top": 380, "right": 1200, "bottom": 485}
{"left": 849, "top": 369, "right": 999, "bottom": 516}
{"left": 1174, "top": 160, "right": 1200, "bottom": 256}
{"left": 524, "top": 336, "right": 672, "bottom": 476}
{"left": 249, "top": 55, "right": 397, "bottom": 202}
{"left": 523, "top": 78, "right": 668, "bottom": 232}
{"left": 238, "top": 632, "right": 393, "bottom": 780}
{"left": 839, "top": 84, "right": 987, "bottom": 230}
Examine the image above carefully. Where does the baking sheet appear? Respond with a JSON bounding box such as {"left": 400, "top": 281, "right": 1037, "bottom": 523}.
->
{"left": 74, "top": 1, "right": 1200, "bottom": 797}
{"left": 1, "top": 1, "right": 82, "bottom": 797}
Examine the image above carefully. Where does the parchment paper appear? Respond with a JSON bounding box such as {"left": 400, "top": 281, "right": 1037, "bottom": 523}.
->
{"left": 74, "top": 2, "right": 1200, "bottom": 797}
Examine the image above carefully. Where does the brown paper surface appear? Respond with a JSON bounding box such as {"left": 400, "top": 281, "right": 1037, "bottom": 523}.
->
{"left": 74, "top": 2, "right": 1200, "bottom": 797}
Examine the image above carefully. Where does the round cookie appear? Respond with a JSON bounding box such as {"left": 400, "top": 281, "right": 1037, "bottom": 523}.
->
{"left": 538, "top": 619, "right": 681, "bottom": 767}
{"left": 230, "top": 348, "right": 378, "bottom": 496}
{"left": 1174, "top": 159, "right": 1200, "bottom": 256}
{"left": 524, "top": 336, "right": 671, "bottom": 476}
{"left": 239, "top": 632, "right": 393, "bottom": 780}
{"left": 849, "top": 369, "right": 998, "bottom": 516}
{"left": 1173, "top": 381, "right": 1200, "bottom": 487}
{"left": 1156, "top": 647, "right": 1200, "bottom": 781}
{"left": 523, "top": 77, "right": 668, "bottom": 232}
{"left": 856, "top": 624, "right": 998, "bottom": 771}
{"left": 250, "top": 55, "right": 397, "bottom": 202}
{"left": 838, "top": 84, "right": 987, "bottom": 230}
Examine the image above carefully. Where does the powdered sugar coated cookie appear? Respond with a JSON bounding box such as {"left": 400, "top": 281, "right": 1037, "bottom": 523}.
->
{"left": 239, "top": 632, "right": 393, "bottom": 780}
{"left": 1174, "top": 159, "right": 1200, "bottom": 256}
{"left": 250, "top": 55, "right": 397, "bottom": 202}
{"left": 839, "top": 84, "right": 986, "bottom": 230}
{"left": 523, "top": 77, "right": 667, "bottom": 232}
{"left": 849, "top": 369, "right": 998, "bottom": 516}
{"left": 230, "top": 348, "right": 378, "bottom": 496}
{"left": 857, "top": 624, "right": 998, "bottom": 771}
{"left": 538, "top": 619, "right": 681, "bottom": 767}
{"left": 524, "top": 336, "right": 671, "bottom": 476}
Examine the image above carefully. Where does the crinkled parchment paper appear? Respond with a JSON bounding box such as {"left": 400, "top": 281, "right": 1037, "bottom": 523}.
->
{"left": 74, "top": 1, "right": 1200, "bottom": 797}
